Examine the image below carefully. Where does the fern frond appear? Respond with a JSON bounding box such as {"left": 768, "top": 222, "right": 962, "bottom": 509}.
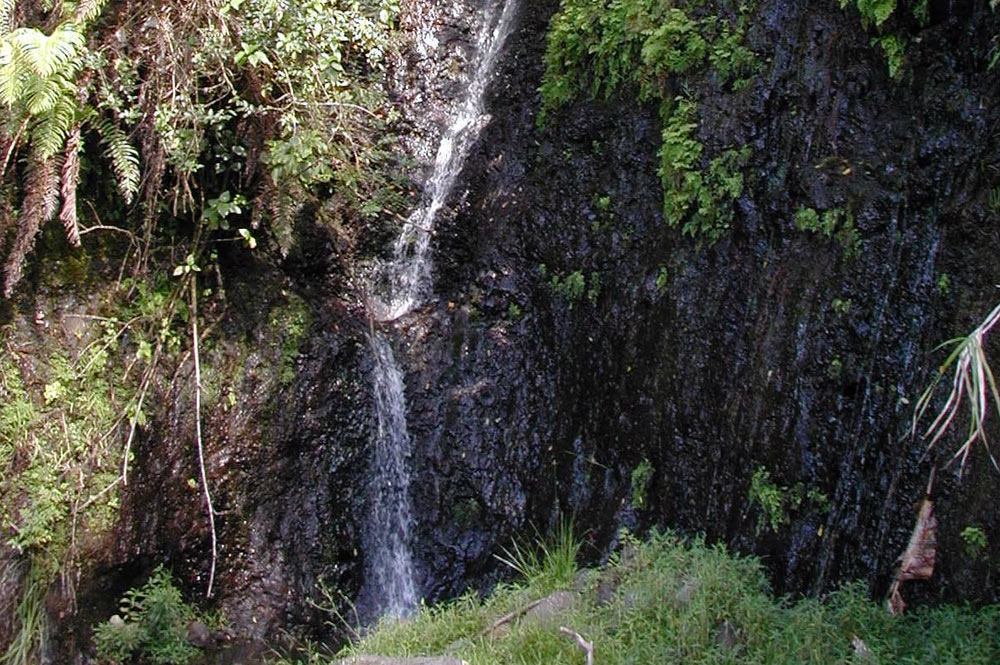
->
{"left": 10, "top": 25, "right": 83, "bottom": 78}
{"left": 38, "top": 155, "right": 59, "bottom": 222}
{"left": 92, "top": 117, "right": 139, "bottom": 204}
{"left": 30, "top": 91, "right": 74, "bottom": 157}
{"left": 59, "top": 125, "right": 80, "bottom": 246}
{"left": 3, "top": 155, "right": 54, "bottom": 297}
{"left": 74, "top": 0, "right": 108, "bottom": 25}
{"left": 0, "top": 185, "right": 13, "bottom": 257}
{"left": 0, "top": 0, "right": 14, "bottom": 39}
{"left": 0, "top": 41, "right": 26, "bottom": 106}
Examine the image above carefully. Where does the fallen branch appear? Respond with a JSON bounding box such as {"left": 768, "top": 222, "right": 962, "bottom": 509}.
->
{"left": 478, "top": 598, "right": 545, "bottom": 637}
{"left": 559, "top": 626, "right": 594, "bottom": 665}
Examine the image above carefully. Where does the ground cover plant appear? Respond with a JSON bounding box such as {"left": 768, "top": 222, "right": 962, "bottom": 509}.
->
{"left": 294, "top": 530, "right": 1000, "bottom": 665}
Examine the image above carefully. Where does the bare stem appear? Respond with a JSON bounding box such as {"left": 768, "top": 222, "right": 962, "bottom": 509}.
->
{"left": 191, "top": 276, "right": 217, "bottom": 597}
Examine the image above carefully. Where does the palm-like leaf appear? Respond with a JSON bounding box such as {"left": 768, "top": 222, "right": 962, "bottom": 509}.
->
{"left": 913, "top": 301, "right": 1000, "bottom": 472}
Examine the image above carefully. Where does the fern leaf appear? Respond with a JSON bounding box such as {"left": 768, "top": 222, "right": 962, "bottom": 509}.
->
{"left": 30, "top": 91, "right": 74, "bottom": 157}
{"left": 59, "top": 125, "right": 80, "bottom": 246}
{"left": 0, "top": 0, "right": 14, "bottom": 39}
{"left": 10, "top": 25, "right": 82, "bottom": 78}
{"left": 23, "top": 72, "right": 69, "bottom": 116}
{"left": 74, "top": 0, "right": 108, "bottom": 25}
{"left": 0, "top": 41, "right": 25, "bottom": 106}
{"left": 93, "top": 117, "right": 139, "bottom": 204}
{"left": 0, "top": 185, "right": 13, "bottom": 257}
{"left": 3, "top": 155, "right": 55, "bottom": 297}
{"left": 39, "top": 156, "right": 59, "bottom": 222}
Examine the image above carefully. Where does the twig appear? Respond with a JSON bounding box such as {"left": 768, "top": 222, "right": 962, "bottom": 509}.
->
{"left": 191, "top": 276, "right": 218, "bottom": 598}
{"left": 478, "top": 597, "right": 545, "bottom": 637}
{"left": 559, "top": 626, "right": 594, "bottom": 665}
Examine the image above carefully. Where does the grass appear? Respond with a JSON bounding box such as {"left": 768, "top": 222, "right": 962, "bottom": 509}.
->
{"left": 0, "top": 565, "right": 46, "bottom": 665}
{"left": 276, "top": 530, "right": 999, "bottom": 665}
{"left": 495, "top": 519, "right": 579, "bottom": 593}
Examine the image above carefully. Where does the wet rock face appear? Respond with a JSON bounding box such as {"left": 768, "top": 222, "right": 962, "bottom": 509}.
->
{"left": 399, "top": 0, "right": 1000, "bottom": 605}
{"left": 60, "top": 0, "right": 1000, "bottom": 656}
{"left": 66, "top": 0, "right": 514, "bottom": 652}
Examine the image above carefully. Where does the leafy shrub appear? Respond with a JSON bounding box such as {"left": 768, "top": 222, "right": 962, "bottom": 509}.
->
{"left": 94, "top": 566, "right": 200, "bottom": 665}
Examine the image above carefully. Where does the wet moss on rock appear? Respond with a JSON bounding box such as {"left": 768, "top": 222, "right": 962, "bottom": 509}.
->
{"left": 538, "top": 0, "right": 758, "bottom": 243}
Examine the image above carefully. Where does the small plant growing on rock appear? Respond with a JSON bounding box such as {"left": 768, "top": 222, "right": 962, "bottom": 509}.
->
{"left": 94, "top": 566, "right": 203, "bottom": 665}
{"left": 630, "top": 459, "right": 654, "bottom": 509}
{"left": 961, "top": 525, "right": 988, "bottom": 560}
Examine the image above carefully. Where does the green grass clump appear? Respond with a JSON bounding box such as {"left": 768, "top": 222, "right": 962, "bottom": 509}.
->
{"left": 305, "top": 531, "right": 999, "bottom": 665}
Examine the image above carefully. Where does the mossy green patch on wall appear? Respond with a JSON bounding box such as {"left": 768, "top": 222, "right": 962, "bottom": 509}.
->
{"left": 539, "top": 0, "right": 758, "bottom": 243}
{"left": 793, "top": 206, "right": 861, "bottom": 256}
{"left": 1, "top": 316, "right": 139, "bottom": 663}
{"left": 271, "top": 292, "right": 311, "bottom": 386}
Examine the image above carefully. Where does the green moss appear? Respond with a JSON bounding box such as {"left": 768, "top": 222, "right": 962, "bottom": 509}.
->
{"left": 748, "top": 466, "right": 830, "bottom": 535}
{"left": 841, "top": 0, "right": 897, "bottom": 28}
{"left": 269, "top": 293, "right": 311, "bottom": 386}
{"left": 549, "top": 270, "right": 587, "bottom": 303}
{"left": 630, "top": 459, "right": 654, "bottom": 509}
{"left": 793, "top": 206, "right": 861, "bottom": 256}
{"left": 540, "top": 0, "right": 758, "bottom": 244}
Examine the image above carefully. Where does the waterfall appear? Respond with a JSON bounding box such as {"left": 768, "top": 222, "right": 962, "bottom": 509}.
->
{"left": 359, "top": 0, "right": 520, "bottom": 620}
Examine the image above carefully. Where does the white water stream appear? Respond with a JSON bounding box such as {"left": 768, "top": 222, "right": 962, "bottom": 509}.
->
{"left": 360, "top": 0, "right": 519, "bottom": 619}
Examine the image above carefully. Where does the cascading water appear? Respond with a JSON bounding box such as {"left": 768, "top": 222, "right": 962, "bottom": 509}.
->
{"left": 359, "top": 0, "right": 520, "bottom": 619}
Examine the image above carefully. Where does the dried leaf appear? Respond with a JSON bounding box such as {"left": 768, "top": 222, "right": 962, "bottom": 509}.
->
{"left": 887, "top": 580, "right": 906, "bottom": 616}
{"left": 886, "top": 471, "right": 937, "bottom": 615}
{"left": 898, "top": 494, "right": 936, "bottom": 581}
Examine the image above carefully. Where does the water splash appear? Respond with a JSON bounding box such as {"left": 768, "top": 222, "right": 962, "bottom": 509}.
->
{"left": 360, "top": 0, "right": 520, "bottom": 619}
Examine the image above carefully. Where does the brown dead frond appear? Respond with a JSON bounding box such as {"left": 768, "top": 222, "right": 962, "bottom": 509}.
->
{"left": 59, "top": 125, "right": 81, "bottom": 247}
{"left": 3, "top": 155, "right": 59, "bottom": 297}
{"left": 887, "top": 471, "right": 937, "bottom": 615}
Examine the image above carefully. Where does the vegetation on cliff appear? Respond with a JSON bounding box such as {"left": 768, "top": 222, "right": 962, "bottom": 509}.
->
{"left": 539, "top": 0, "right": 757, "bottom": 242}
{"left": 0, "top": 0, "right": 404, "bottom": 661}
